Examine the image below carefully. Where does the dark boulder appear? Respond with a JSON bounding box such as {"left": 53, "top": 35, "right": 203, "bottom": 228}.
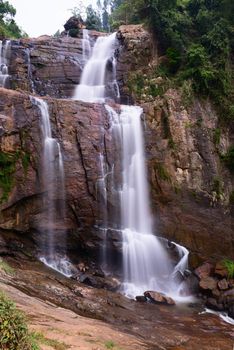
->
{"left": 144, "top": 291, "right": 175, "bottom": 305}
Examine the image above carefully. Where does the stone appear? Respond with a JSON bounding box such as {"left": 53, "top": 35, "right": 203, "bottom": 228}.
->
{"left": 194, "top": 262, "right": 213, "bottom": 279}
{"left": 205, "top": 298, "right": 224, "bottom": 311}
{"left": 144, "top": 291, "right": 175, "bottom": 305}
{"left": 64, "top": 16, "right": 84, "bottom": 31}
{"left": 136, "top": 296, "right": 147, "bottom": 302}
{"left": 199, "top": 277, "right": 217, "bottom": 291}
{"left": 215, "top": 261, "right": 228, "bottom": 278}
{"left": 218, "top": 279, "right": 229, "bottom": 291}
{"left": 228, "top": 303, "right": 234, "bottom": 318}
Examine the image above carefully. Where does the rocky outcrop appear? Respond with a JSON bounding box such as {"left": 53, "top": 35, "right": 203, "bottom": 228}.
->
{"left": 0, "top": 88, "right": 118, "bottom": 260}
{"left": 9, "top": 36, "right": 83, "bottom": 98}
{"left": 116, "top": 25, "right": 234, "bottom": 264}
{"left": 0, "top": 24, "right": 233, "bottom": 268}
{"left": 116, "top": 24, "right": 153, "bottom": 103}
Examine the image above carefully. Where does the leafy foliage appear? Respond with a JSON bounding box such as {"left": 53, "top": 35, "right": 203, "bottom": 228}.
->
{"left": 0, "top": 0, "right": 26, "bottom": 38}
{"left": 0, "top": 292, "right": 39, "bottom": 350}
{"left": 110, "top": 0, "right": 234, "bottom": 121}
{"left": 85, "top": 5, "right": 102, "bottom": 31}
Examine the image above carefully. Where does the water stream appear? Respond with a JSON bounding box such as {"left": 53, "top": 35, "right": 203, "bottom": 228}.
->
{"left": 74, "top": 30, "right": 191, "bottom": 301}
{"left": 73, "top": 32, "right": 117, "bottom": 102}
{"left": 0, "top": 40, "right": 11, "bottom": 88}
{"left": 30, "top": 96, "right": 71, "bottom": 277}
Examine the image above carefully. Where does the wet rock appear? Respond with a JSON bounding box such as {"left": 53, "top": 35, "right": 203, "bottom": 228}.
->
{"left": 199, "top": 277, "right": 217, "bottom": 291}
{"left": 205, "top": 298, "right": 224, "bottom": 311}
{"left": 212, "top": 288, "right": 221, "bottom": 298}
{"left": 194, "top": 262, "right": 213, "bottom": 279}
{"left": 184, "top": 273, "right": 200, "bottom": 294}
{"left": 136, "top": 295, "right": 147, "bottom": 302}
{"left": 215, "top": 261, "right": 228, "bottom": 278}
{"left": 218, "top": 279, "right": 229, "bottom": 291}
{"left": 228, "top": 303, "right": 234, "bottom": 318}
{"left": 144, "top": 291, "right": 175, "bottom": 305}
{"left": 79, "top": 273, "right": 102, "bottom": 288}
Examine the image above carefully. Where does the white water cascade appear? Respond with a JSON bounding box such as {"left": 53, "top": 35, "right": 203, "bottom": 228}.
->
{"left": 30, "top": 96, "right": 71, "bottom": 277}
{"left": 74, "top": 32, "right": 191, "bottom": 301}
{"left": 73, "top": 32, "right": 117, "bottom": 102}
{"left": 0, "top": 40, "right": 11, "bottom": 87}
{"left": 82, "top": 29, "right": 91, "bottom": 63}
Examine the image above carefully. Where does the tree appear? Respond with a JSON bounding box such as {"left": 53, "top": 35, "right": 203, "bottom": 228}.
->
{"left": 0, "top": 0, "right": 25, "bottom": 38}
{"left": 85, "top": 5, "right": 102, "bottom": 31}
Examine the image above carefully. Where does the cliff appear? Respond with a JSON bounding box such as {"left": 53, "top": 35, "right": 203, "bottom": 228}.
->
{"left": 0, "top": 24, "right": 233, "bottom": 269}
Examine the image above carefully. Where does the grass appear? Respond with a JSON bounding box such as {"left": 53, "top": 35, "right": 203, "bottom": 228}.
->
{"left": 0, "top": 258, "right": 15, "bottom": 275}
{"left": 105, "top": 340, "right": 116, "bottom": 349}
{"left": 31, "top": 332, "right": 68, "bottom": 350}
{"left": 222, "top": 259, "right": 234, "bottom": 279}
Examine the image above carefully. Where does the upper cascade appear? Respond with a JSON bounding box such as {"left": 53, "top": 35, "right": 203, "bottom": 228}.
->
{"left": 0, "top": 40, "right": 11, "bottom": 88}
{"left": 73, "top": 31, "right": 118, "bottom": 103}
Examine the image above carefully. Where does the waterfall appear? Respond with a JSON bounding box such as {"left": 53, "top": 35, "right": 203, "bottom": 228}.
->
{"left": 74, "top": 32, "right": 190, "bottom": 301}
{"left": 82, "top": 29, "right": 91, "bottom": 63}
{"left": 30, "top": 96, "right": 71, "bottom": 277}
{"left": 26, "top": 48, "right": 36, "bottom": 93}
{"left": 73, "top": 32, "right": 117, "bottom": 102}
{"left": 0, "top": 40, "right": 11, "bottom": 88}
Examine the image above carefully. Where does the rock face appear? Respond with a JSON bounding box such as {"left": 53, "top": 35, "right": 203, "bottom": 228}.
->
{"left": 0, "top": 24, "right": 234, "bottom": 269}
{"left": 9, "top": 36, "right": 83, "bottom": 98}
{"left": 115, "top": 25, "right": 234, "bottom": 263}
{"left": 0, "top": 88, "right": 118, "bottom": 260}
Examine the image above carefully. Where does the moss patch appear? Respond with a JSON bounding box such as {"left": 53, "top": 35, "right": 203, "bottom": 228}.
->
{"left": 0, "top": 151, "right": 19, "bottom": 203}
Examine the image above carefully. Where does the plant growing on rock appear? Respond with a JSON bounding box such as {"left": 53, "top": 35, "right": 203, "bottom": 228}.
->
{"left": 222, "top": 259, "right": 234, "bottom": 279}
{"left": 0, "top": 292, "right": 39, "bottom": 350}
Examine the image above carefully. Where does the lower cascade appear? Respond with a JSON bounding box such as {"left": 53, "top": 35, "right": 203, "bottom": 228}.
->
{"left": 30, "top": 96, "right": 71, "bottom": 277}
{"left": 73, "top": 30, "right": 190, "bottom": 301}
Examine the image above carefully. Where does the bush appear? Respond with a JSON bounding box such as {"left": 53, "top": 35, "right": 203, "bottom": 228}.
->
{"left": 68, "top": 28, "right": 79, "bottom": 37}
{"left": 0, "top": 292, "right": 39, "bottom": 350}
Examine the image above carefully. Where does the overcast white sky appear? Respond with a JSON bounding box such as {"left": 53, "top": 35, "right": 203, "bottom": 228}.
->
{"left": 10, "top": 0, "right": 97, "bottom": 37}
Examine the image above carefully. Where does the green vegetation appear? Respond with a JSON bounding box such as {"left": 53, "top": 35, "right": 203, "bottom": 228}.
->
{"left": 0, "top": 292, "right": 39, "bottom": 350}
{"left": 155, "top": 163, "right": 171, "bottom": 182}
{"left": 222, "top": 259, "right": 234, "bottom": 279}
{"left": 0, "top": 150, "right": 30, "bottom": 203}
{"left": 0, "top": 258, "right": 15, "bottom": 275}
{"left": 213, "top": 128, "right": 221, "bottom": 146}
{"left": 0, "top": 0, "right": 27, "bottom": 38}
{"left": 0, "top": 151, "right": 18, "bottom": 203}
{"left": 105, "top": 340, "right": 115, "bottom": 349}
{"left": 31, "top": 332, "right": 68, "bottom": 350}
{"left": 212, "top": 176, "right": 223, "bottom": 199}
{"left": 109, "top": 0, "right": 234, "bottom": 121}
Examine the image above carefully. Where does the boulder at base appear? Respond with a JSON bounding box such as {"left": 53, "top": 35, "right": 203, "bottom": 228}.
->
{"left": 144, "top": 291, "right": 175, "bottom": 305}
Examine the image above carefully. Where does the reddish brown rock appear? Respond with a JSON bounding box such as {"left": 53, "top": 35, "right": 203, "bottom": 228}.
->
{"left": 199, "top": 277, "right": 217, "bottom": 291}
{"left": 194, "top": 262, "right": 213, "bottom": 279}
{"left": 144, "top": 291, "right": 175, "bottom": 305}
{"left": 218, "top": 279, "right": 229, "bottom": 291}
{"left": 215, "top": 261, "right": 228, "bottom": 278}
